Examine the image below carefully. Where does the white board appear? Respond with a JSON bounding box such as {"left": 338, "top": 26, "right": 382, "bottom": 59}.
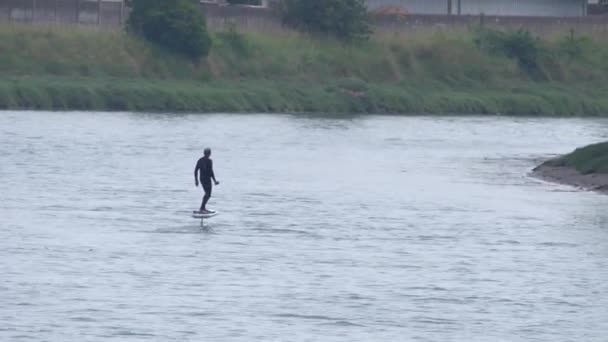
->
{"left": 192, "top": 211, "right": 218, "bottom": 219}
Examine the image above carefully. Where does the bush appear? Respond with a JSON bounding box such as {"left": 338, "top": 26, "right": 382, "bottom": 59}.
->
{"left": 557, "top": 30, "right": 590, "bottom": 61}
{"left": 474, "top": 28, "right": 542, "bottom": 75}
{"left": 127, "top": 0, "right": 212, "bottom": 60}
{"left": 215, "top": 24, "right": 252, "bottom": 58}
{"left": 282, "top": 0, "right": 371, "bottom": 42}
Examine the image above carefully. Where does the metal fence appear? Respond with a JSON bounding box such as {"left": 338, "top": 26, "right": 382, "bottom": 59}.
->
{"left": 0, "top": 0, "right": 126, "bottom": 26}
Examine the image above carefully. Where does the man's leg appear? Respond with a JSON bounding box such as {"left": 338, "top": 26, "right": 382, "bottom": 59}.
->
{"left": 201, "top": 182, "right": 212, "bottom": 212}
{"left": 199, "top": 193, "right": 207, "bottom": 212}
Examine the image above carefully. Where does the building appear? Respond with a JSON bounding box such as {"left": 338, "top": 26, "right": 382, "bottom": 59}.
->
{"left": 366, "top": 0, "right": 588, "bottom": 17}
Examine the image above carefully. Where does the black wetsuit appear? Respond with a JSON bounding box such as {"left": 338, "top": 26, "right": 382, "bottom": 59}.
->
{"left": 196, "top": 157, "right": 215, "bottom": 211}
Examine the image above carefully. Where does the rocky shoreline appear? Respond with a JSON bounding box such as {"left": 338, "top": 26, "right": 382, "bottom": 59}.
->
{"left": 532, "top": 160, "right": 608, "bottom": 194}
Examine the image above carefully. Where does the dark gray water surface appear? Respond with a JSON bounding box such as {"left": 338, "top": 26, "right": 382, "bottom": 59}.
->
{"left": 1, "top": 111, "right": 608, "bottom": 341}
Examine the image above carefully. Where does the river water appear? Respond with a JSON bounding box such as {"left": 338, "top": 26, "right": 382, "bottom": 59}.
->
{"left": 1, "top": 111, "right": 608, "bottom": 341}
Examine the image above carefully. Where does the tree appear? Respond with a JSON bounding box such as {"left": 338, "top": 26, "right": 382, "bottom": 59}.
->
{"left": 127, "top": 0, "right": 212, "bottom": 60}
{"left": 282, "top": 0, "right": 372, "bottom": 42}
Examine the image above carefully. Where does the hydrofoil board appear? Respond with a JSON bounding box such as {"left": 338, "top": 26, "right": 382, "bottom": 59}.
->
{"left": 192, "top": 211, "right": 218, "bottom": 219}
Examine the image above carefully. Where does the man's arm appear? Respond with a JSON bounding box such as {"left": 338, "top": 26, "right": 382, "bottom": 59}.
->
{"left": 210, "top": 160, "right": 219, "bottom": 185}
{"left": 194, "top": 162, "right": 200, "bottom": 186}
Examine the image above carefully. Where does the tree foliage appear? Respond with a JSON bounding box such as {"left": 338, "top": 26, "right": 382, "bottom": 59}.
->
{"left": 282, "top": 0, "right": 372, "bottom": 42}
{"left": 127, "top": 0, "right": 212, "bottom": 60}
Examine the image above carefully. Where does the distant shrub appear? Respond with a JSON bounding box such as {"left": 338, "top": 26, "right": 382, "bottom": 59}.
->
{"left": 127, "top": 0, "right": 212, "bottom": 60}
{"left": 474, "top": 28, "right": 542, "bottom": 75}
{"left": 215, "top": 24, "right": 252, "bottom": 58}
{"left": 336, "top": 77, "right": 368, "bottom": 92}
{"left": 557, "top": 30, "right": 590, "bottom": 61}
{"left": 282, "top": 0, "right": 372, "bottom": 42}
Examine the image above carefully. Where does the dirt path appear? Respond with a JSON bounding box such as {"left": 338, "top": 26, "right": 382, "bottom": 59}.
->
{"left": 532, "top": 161, "right": 608, "bottom": 194}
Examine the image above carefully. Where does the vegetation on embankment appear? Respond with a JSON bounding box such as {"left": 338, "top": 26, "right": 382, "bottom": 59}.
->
{"left": 552, "top": 142, "right": 608, "bottom": 174}
{"left": 1, "top": 23, "right": 608, "bottom": 114}
{"left": 533, "top": 142, "right": 608, "bottom": 193}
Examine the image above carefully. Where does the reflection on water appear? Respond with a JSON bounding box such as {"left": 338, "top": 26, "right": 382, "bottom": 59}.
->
{"left": 1, "top": 111, "right": 608, "bottom": 342}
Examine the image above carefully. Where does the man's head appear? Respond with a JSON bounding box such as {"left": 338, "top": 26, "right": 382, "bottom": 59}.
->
{"left": 204, "top": 148, "right": 212, "bottom": 157}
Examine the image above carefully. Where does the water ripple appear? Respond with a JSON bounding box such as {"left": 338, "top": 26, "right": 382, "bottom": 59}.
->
{"left": 2, "top": 112, "right": 608, "bottom": 342}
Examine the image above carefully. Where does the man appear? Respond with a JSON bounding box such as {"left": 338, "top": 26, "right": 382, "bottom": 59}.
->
{"left": 194, "top": 148, "right": 219, "bottom": 214}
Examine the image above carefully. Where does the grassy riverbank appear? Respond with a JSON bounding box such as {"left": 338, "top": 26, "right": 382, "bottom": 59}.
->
{"left": 533, "top": 142, "right": 608, "bottom": 193}
{"left": 559, "top": 142, "right": 608, "bottom": 174}
{"left": 1, "top": 23, "right": 608, "bottom": 114}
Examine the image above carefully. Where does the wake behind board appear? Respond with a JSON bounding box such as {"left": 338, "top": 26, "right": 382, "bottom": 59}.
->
{"left": 192, "top": 211, "right": 218, "bottom": 219}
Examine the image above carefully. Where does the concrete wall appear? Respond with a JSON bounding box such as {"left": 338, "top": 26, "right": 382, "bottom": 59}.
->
{"left": 374, "top": 14, "right": 608, "bottom": 37}
{"left": 367, "top": 0, "right": 448, "bottom": 15}
{"left": 202, "top": 2, "right": 284, "bottom": 32}
{"left": 1, "top": 0, "right": 605, "bottom": 36}
{"left": 366, "top": 0, "right": 587, "bottom": 17}
{"left": 0, "top": 0, "right": 125, "bottom": 26}
{"left": 198, "top": 3, "right": 608, "bottom": 37}
{"left": 460, "top": 0, "right": 586, "bottom": 17}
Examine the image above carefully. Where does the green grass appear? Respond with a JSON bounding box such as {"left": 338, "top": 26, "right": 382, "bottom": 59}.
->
{"left": 1, "top": 23, "right": 608, "bottom": 114}
{"left": 2, "top": 76, "right": 606, "bottom": 115}
{"left": 560, "top": 142, "right": 608, "bottom": 174}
